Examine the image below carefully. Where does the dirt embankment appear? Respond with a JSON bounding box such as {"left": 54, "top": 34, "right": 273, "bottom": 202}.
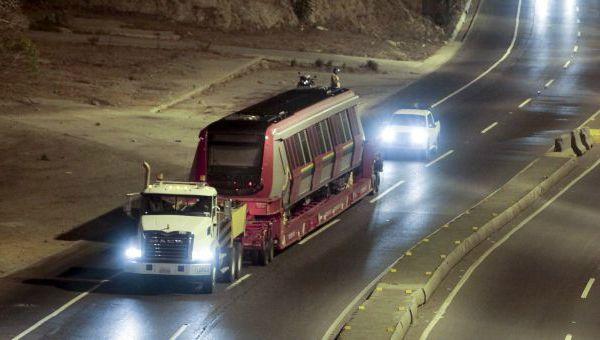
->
{"left": 48, "top": 0, "right": 463, "bottom": 60}
{"left": 0, "top": 0, "right": 35, "bottom": 71}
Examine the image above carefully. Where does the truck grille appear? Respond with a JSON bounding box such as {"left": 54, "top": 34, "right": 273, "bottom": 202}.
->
{"left": 143, "top": 231, "right": 193, "bottom": 263}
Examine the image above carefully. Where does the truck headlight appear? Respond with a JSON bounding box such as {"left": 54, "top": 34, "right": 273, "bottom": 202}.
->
{"left": 125, "top": 246, "right": 142, "bottom": 260}
{"left": 410, "top": 129, "right": 428, "bottom": 145}
{"left": 380, "top": 127, "right": 395, "bottom": 143}
{"left": 192, "top": 247, "right": 214, "bottom": 262}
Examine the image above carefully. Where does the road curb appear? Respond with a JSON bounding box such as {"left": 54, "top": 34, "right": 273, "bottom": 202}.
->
{"left": 339, "top": 155, "right": 577, "bottom": 340}
{"left": 150, "top": 57, "right": 265, "bottom": 113}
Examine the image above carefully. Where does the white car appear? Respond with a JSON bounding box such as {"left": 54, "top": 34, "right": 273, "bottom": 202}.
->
{"left": 379, "top": 109, "right": 441, "bottom": 160}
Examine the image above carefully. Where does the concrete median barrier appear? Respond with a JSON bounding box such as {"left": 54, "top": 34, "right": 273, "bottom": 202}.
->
{"left": 339, "top": 154, "right": 577, "bottom": 340}
{"left": 554, "top": 129, "right": 592, "bottom": 157}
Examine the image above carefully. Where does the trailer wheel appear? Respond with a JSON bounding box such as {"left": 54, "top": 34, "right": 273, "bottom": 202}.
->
{"left": 234, "top": 241, "right": 243, "bottom": 279}
{"left": 257, "top": 234, "right": 273, "bottom": 266}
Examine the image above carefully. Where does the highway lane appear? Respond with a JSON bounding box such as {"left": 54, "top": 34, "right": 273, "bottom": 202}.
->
{"left": 424, "top": 160, "right": 600, "bottom": 340}
{"left": 1, "top": 0, "right": 599, "bottom": 339}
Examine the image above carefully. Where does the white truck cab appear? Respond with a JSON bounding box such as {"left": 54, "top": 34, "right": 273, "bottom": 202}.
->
{"left": 124, "top": 163, "right": 246, "bottom": 293}
{"left": 379, "top": 109, "right": 441, "bottom": 160}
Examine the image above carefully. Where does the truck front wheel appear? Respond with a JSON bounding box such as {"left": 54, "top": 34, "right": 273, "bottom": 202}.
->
{"left": 202, "top": 266, "right": 216, "bottom": 294}
{"left": 220, "top": 247, "right": 236, "bottom": 283}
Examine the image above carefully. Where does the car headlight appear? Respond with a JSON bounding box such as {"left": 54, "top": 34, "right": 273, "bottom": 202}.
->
{"left": 192, "top": 247, "right": 214, "bottom": 262}
{"left": 125, "top": 246, "right": 142, "bottom": 260}
{"left": 380, "top": 127, "right": 395, "bottom": 143}
{"left": 410, "top": 129, "right": 428, "bottom": 145}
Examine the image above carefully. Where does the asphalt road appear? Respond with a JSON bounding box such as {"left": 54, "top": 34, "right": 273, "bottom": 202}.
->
{"left": 424, "top": 161, "right": 600, "bottom": 340}
{"left": 1, "top": 0, "right": 599, "bottom": 339}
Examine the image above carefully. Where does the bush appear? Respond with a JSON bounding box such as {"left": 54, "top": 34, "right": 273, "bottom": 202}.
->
{"left": 292, "top": 0, "right": 314, "bottom": 23}
{"left": 29, "top": 10, "right": 71, "bottom": 32}
{"left": 1, "top": 35, "right": 39, "bottom": 71}
{"left": 290, "top": 59, "right": 297, "bottom": 67}
{"left": 364, "top": 59, "right": 379, "bottom": 72}
{"left": 314, "top": 58, "right": 324, "bottom": 68}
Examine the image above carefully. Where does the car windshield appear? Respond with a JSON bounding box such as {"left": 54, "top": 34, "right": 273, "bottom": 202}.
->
{"left": 143, "top": 195, "right": 212, "bottom": 217}
{"left": 390, "top": 114, "right": 426, "bottom": 127}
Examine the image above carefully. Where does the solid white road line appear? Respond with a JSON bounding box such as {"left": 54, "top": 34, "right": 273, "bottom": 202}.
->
{"left": 545, "top": 79, "right": 555, "bottom": 88}
{"left": 426, "top": 150, "right": 454, "bottom": 168}
{"left": 573, "top": 45, "right": 579, "bottom": 53}
{"left": 226, "top": 274, "right": 252, "bottom": 291}
{"left": 420, "top": 158, "right": 600, "bottom": 340}
{"left": 518, "top": 98, "right": 532, "bottom": 109}
{"left": 299, "top": 219, "right": 341, "bottom": 245}
{"left": 565, "top": 334, "right": 573, "bottom": 340}
{"left": 431, "top": 0, "right": 523, "bottom": 108}
{"left": 577, "top": 109, "right": 600, "bottom": 129}
{"left": 564, "top": 60, "right": 572, "bottom": 68}
{"left": 12, "top": 272, "right": 121, "bottom": 340}
{"left": 581, "top": 278, "right": 595, "bottom": 299}
{"left": 370, "top": 180, "right": 405, "bottom": 203}
{"left": 481, "top": 122, "right": 499, "bottom": 134}
{"left": 169, "top": 324, "right": 189, "bottom": 340}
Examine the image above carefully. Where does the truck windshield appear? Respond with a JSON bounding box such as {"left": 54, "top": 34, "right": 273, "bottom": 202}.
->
{"left": 143, "top": 195, "right": 212, "bottom": 217}
{"left": 391, "top": 114, "right": 426, "bottom": 127}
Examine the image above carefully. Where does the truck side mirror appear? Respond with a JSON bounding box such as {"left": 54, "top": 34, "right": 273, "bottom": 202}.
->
{"left": 124, "top": 193, "right": 142, "bottom": 220}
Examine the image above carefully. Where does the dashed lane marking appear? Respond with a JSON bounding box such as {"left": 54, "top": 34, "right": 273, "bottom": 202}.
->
{"left": 565, "top": 334, "right": 573, "bottom": 340}
{"left": 425, "top": 150, "right": 455, "bottom": 168}
{"left": 299, "top": 219, "right": 341, "bottom": 245}
{"left": 545, "top": 79, "right": 555, "bottom": 88}
{"left": 581, "top": 278, "right": 595, "bottom": 299}
{"left": 226, "top": 274, "right": 252, "bottom": 291}
{"left": 564, "top": 60, "right": 572, "bottom": 68}
{"left": 518, "top": 98, "right": 532, "bottom": 109}
{"left": 169, "top": 324, "right": 189, "bottom": 340}
{"left": 574, "top": 45, "right": 579, "bottom": 53}
{"left": 481, "top": 122, "right": 499, "bottom": 134}
{"left": 370, "top": 180, "right": 405, "bottom": 203}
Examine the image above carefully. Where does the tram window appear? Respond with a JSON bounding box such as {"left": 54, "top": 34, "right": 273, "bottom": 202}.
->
{"left": 340, "top": 111, "right": 352, "bottom": 142}
{"left": 328, "top": 113, "right": 344, "bottom": 145}
{"left": 299, "top": 130, "right": 312, "bottom": 163}
{"left": 285, "top": 136, "right": 301, "bottom": 168}
{"left": 347, "top": 107, "right": 361, "bottom": 136}
{"left": 320, "top": 120, "right": 333, "bottom": 151}
{"left": 308, "top": 126, "right": 323, "bottom": 157}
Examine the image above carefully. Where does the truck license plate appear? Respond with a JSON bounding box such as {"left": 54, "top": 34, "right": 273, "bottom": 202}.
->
{"left": 158, "top": 266, "right": 171, "bottom": 274}
{"left": 194, "top": 264, "right": 210, "bottom": 274}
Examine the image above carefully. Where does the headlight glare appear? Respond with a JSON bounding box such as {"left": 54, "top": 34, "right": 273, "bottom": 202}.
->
{"left": 380, "top": 127, "right": 395, "bottom": 143}
{"left": 410, "top": 129, "right": 428, "bottom": 145}
{"left": 125, "top": 246, "right": 142, "bottom": 260}
{"left": 192, "top": 247, "right": 214, "bottom": 262}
